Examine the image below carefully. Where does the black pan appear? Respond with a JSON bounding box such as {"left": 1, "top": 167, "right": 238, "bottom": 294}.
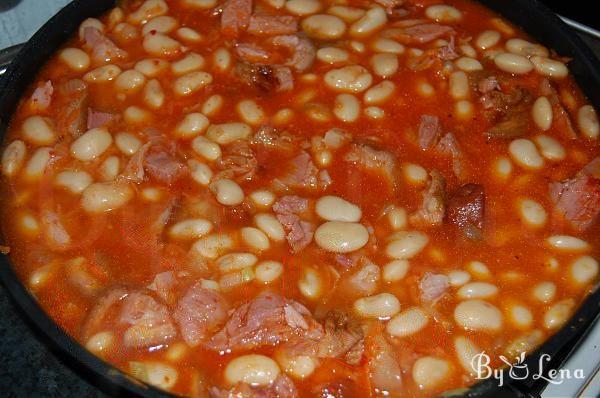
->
{"left": 0, "top": 1, "right": 599, "bottom": 397}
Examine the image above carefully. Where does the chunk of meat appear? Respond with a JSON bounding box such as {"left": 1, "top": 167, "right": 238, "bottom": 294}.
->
{"left": 313, "top": 311, "right": 364, "bottom": 363}
{"left": 247, "top": 15, "right": 298, "bottom": 36}
{"left": 419, "top": 272, "right": 449, "bottom": 302}
{"left": 418, "top": 114, "right": 442, "bottom": 150}
{"left": 210, "top": 375, "right": 298, "bottom": 398}
{"left": 366, "top": 331, "right": 402, "bottom": 393}
{"left": 173, "top": 283, "right": 229, "bottom": 347}
{"left": 41, "top": 209, "right": 71, "bottom": 250}
{"left": 409, "top": 170, "right": 446, "bottom": 227}
{"left": 56, "top": 79, "right": 89, "bottom": 138}
{"left": 280, "top": 151, "right": 320, "bottom": 189}
{"left": 83, "top": 27, "right": 127, "bottom": 63}
{"left": 435, "top": 132, "right": 466, "bottom": 180}
{"left": 447, "top": 183, "right": 485, "bottom": 239}
{"left": 273, "top": 195, "right": 314, "bottom": 253}
{"left": 119, "top": 291, "right": 177, "bottom": 348}
{"left": 549, "top": 158, "right": 600, "bottom": 231}
{"left": 438, "top": 36, "right": 459, "bottom": 60}
{"left": 235, "top": 42, "right": 271, "bottom": 63}
{"left": 215, "top": 140, "right": 258, "bottom": 181}
{"left": 482, "top": 87, "right": 533, "bottom": 139}
{"left": 396, "top": 23, "right": 454, "bottom": 44}
{"left": 205, "top": 291, "right": 324, "bottom": 352}
{"left": 271, "top": 35, "right": 316, "bottom": 71}
{"left": 30, "top": 81, "right": 53, "bottom": 111}
{"left": 375, "top": 0, "right": 405, "bottom": 14}
{"left": 220, "top": 0, "right": 252, "bottom": 38}
{"left": 251, "top": 126, "right": 297, "bottom": 153}
{"left": 87, "top": 108, "right": 117, "bottom": 129}
{"left": 234, "top": 62, "right": 294, "bottom": 92}
{"left": 344, "top": 141, "right": 399, "bottom": 189}
{"left": 81, "top": 287, "right": 128, "bottom": 340}
{"left": 337, "top": 259, "right": 381, "bottom": 298}
{"left": 478, "top": 76, "right": 500, "bottom": 94}
{"left": 143, "top": 145, "right": 188, "bottom": 185}
{"left": 147, "top": 271, "right": 177, "bottom": 303}
{"left": 312, "top": 380, "right": 360, "bottom": 398}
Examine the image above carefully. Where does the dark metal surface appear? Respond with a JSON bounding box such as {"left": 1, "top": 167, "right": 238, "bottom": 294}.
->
{"left": 0, "top": 0, "right": 599, "bottom": 397}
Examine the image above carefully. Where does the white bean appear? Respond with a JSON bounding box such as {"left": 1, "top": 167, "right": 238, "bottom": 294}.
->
{"left": 191, "top": 233, "right": 233, "bottom": 259}
{"left": 237, "top": 100, "right": 266, "bottom": 125}
{"left": 315, "top": 195, "right": 361, "bottom": 222}
{"left": 454, "top": 336, "right": 481, "bottom": 374}
{"left": 275, "top": 350, "right": 316, "bottom": 380}
{"left": 302, "top": 15, "right": 346, "bottom": 40}
{"left": 466, "top": 261, "right": 491, "bottom": 279}
{"left": 578, "top": 105, "right": 599, "bottom": 139}
{"left": 171, "top": 52, "right": 205, "bottom": 75}
{"left": 254, "top": 213, "right": 285, "bottom": 241}
{"left": 176, "top": 27, "right": 204, "bottom": 43}
{"left": 81, "top": 182, "right": 133, "bottom": 213}
{"left": 449, "top": 71, "right": 469, "bottom": 100}
{"left": 298, "top": 267, "right": 322, "bottom": 299}
{"left": 518, "top": 199, "right": 547, "bottom": 227}
{"left": 24, "top": 147, "right": 51, "bottom": 179}
{"left": 543, "top": 299, "right": 575, "bottom": 329}
{"left": 191, "top": 136, "right": 221, "bottom": 161}
{"left": 225, "top": 355, "right": 280, "bottom": 387}
{"left": 386, "top": 207, "right": 407, "bottom": 230}
{"left": 79, "top": 17, "right": 104, "bottom": 39}
{"left": 128, "top": 0, "right": 168, "bottom": 24}
{"left": 447, "top": 270, "right": 471, "bottom": 287}
{"left": 206, "top": 122, "right": 251, "bottom": 145}
{"left": 174, "top": 113, "right": 209, "bottom": 138}
{"left": 314, "top": 221, "right": 369, "bottom": 253}
{"left": 455, "top": 57, "right": 483, "bottom": 72}
{"left": 22, "top": 116, "right": 56, "bottom": 146}
{"left": 532, "top": 96, "right": 553, "bottom": 130}
{"left": 188, "top": 159, "right": 213, "bottom": 186}
{"left": 371, "top": 38, "right": 404, "bottom": 54}
{"left": 333, "top": 93, "right": 361, "bottom": 122}
{"left": 412, "top": 357, "right": 451, "bottom": 390}
{"left": 382, "top": 259, "right": 409, "bottom": 282}
{"left": 249, "top": 190, "right": 275, "bottom": 208}
{"left": 202, "top": 95, "right": 224, "bottom": 117}
{"left": 217, "top": 253, "right": 258, "bottom": 273}
{"left": 142, "top": 15, "right": 178, "bottom": 36}
{"left": 169, "top": 219, "right": 212, "bottom": 240}
{"left": 70, "top": 128, "right": 113, "bottom": 161}
{"left": 508, "top": 304, "right": 533, "bottom": 329}
{"left": 135, "top": 58, "right": 169, "bottom": 77}
{"left": 505, "top": 38, "right": 549, "bottom": 57}
{"left": 370, "top": 53, "right": 398, "bottom": 78}
{"left": 457, "top": 282, "right": 498, "bottom": 299}
{"left": 532, "top": 281, "right": 556, "bottom": 303}
{"left": 403, "top": 163, "right": 428, "bottom": 184}
{"left": 255, "top": 261, "right": 283, "bottom": 283}
{"left": 86, "top": 331, "right": 114, "bottom": 355}
{"left": 123, "top": 106, "right": 151, "bottom": 123}
{"left": 386, "top": 231, "right": 428, "bottom": 259}
{"left": 508, "top": 138, "right": 544, "bottom": 170}
{"left": 59, "top": 48, "right": 90, "bottom": 72}
{"left": 324, "top": 65, "right": 373, "bottom": 93}
{"left": 425, "top": 4, "right": 462, "bottom": 22}
{"left": 530, "top": 56, "right": 568, "bottom": 79}
{"left": 546, "top": 235, "right": 589, "bottom": 251}
{"left": 454, "top": 300, "right": 503, "bottom": 331}
{"left": 213, "top": 47, "right": 232, "bottom": 72}
{"left": 84, "top": 65, "right": 122, "bottom": 82}
{"left": 55, "top": 170, "right": 93, "bottom": 194}
{"left": 143, "top": 79, "right": 165, "bottom": 109}
{"left": 570, "top": 255, "right": 598, "bottom": 284}
{"left": 475, "top": 30, "right": 501, "bottom": 50}
{"left": 133, "top": 361, "right": 178, "bottom": 391}
{"left": 143, "top": 32, "right": 182, "bottom": 57}
{"left": 182, "top": 0, "right": 217, "bottom": 9}
{"left": 387, "top": 307, "right": 428, "bottom": 337}
{"left": 1, "top": 140, "right": 26, "bottom": 177}
{"left": 316, "top": 47, "right": 349, "bottom": 64}
{"left": 173, "top": 71, "right": 213, "bottom": 96}
{"left": 349, "top": 6, "right": 387, "bottom": 38}
{"left": 209, "top": 179, "right": 244, "bottom": 206}
{"left": 241, "top": 227, "right": 270, "bottom": 251}
{"left": 353, "top": 293, "right": 400, "bottom": 319}
{"left": 285, "top": 0, "right": 322, "bottom": 16}
{"left": 494, "top": 53, "right": 534, "bottom": 74}
{"left": 115, "top": 132, "right": 142, "bottom": 155}
{"left": 328, "top": 5, "right": 365, "bottom": 22}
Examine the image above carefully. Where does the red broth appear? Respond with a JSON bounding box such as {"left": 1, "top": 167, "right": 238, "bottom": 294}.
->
{"left": 1, "top": 0, "right": 599, "bottom": 396}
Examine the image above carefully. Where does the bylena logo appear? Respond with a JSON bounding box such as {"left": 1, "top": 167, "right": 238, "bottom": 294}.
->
{"left": 471, "top": 352, "right": 586, "bottom": 387}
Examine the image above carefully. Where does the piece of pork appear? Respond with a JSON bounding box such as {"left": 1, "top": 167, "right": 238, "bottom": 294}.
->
{"left": 87, "top": 108, "right": 118, "bottom": 129}
{"left": 273, "top": 195, "right": 314, "bottom": 252}
{"left": 549, "top": 157, "right": 600, "bottom": 231}
{"left": 419, "top": 272, "right": 450, "bottom": 302}
{"left": 209, "top": 375, "right": 298, "bottom": 398}
{"left": 483, "top": 87, "right": 533, "bottom": 139}
{"left": 247, "top": 15, "right": 298, "bottom": 36}
{"left": 418, "top": 114, "right": 443, "bottom": 150}
{"left": 173, "top": 282, "right": 229, "bottom": 347}
{"left": 119, "top": 291, "right": 177, "bottom": 349}
{"left": 83, "top": 26, "right": 127, "bottom": 64}
{"left": 271, "top": 34, "right": 316, "bottom": 72}
{"left": 344, "top": 141, "right": 399, "bottom": 190}
{"left": 30, "top": 81, "right": 53, "bottom": 111}
{"left": 220, "top": 0, "right": 252, "bottom": 38}
{"left": 214, "top": 140, "right": 258, "bottom": 182}
{"left": 447, "top": 183, "right": 486, "bottom": 240}
{"left": 409, "top": 170, "right": 446, "bottom": 227}
{"left": 234, "top": 61, "right": 294, "bottom": 92}
{"left": 56, "top": 79, "right": 89, "bottom": 138}
{"left": 205, "top": 291, "right": 324, "bottom": 352}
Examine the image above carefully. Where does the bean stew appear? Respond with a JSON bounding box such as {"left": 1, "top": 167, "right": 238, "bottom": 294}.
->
{"left": 1, "top": 0, "right": 599, "bottom": 396}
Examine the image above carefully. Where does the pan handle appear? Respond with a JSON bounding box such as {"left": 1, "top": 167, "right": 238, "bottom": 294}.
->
{"left": 0, "top": 43, "right": 24, "bottom": 79}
